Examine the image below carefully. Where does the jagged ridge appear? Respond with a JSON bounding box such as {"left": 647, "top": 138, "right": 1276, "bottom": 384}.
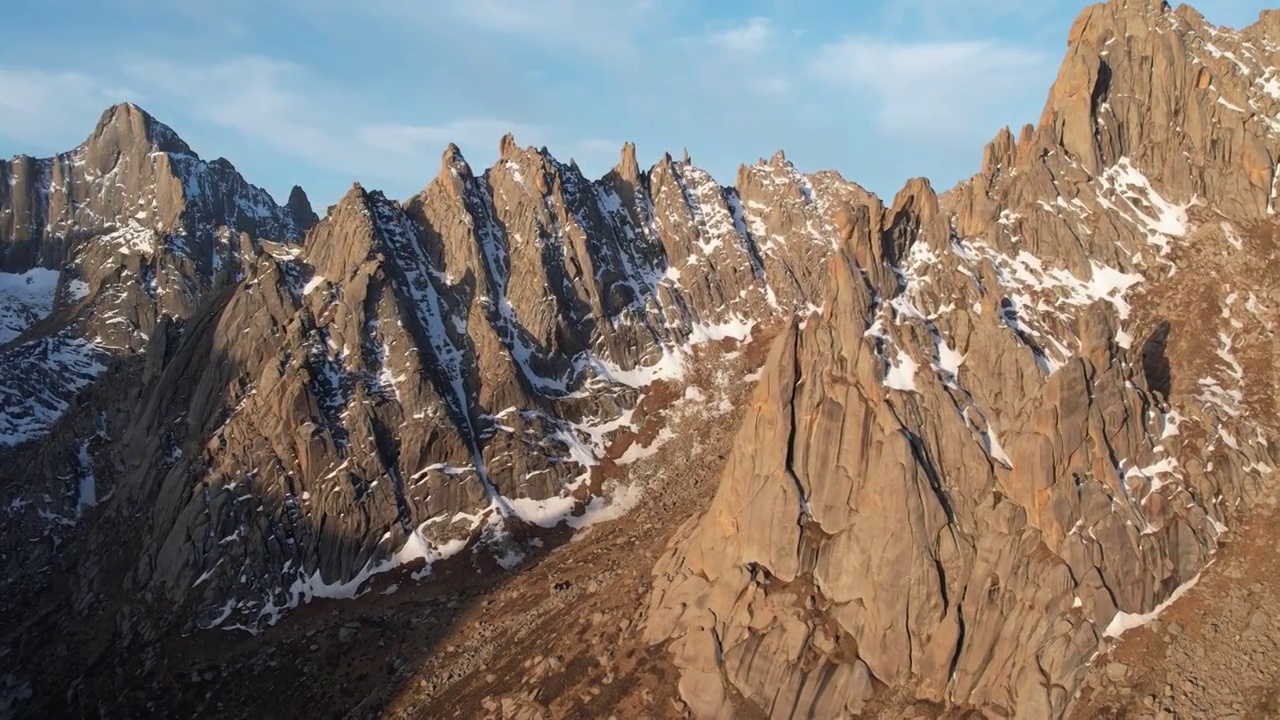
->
{"left": 646, "top": 2, "right": 1280, "bottom": 718}
{"left": 3, "top": 1, "right": 1280, "bottom": 716}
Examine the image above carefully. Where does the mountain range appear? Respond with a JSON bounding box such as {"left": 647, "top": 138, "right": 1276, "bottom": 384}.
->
{"left": 3, "top": 1, "right": 1280, "bottom": 717}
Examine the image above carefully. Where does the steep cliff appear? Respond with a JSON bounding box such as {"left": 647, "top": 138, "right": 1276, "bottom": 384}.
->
{"left": 644, "top": 2, "right": 1280, "bottom": 717}
{"left": 3, "top": 2, "right": 1280, "bottom": 717}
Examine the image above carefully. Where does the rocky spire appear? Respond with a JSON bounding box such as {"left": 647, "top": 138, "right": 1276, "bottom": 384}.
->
{"left": 285, "top": 184, "right": 319, "bottom": 234}
{"left": 617, "top": 141, "right": 640, "bottom": 182}
{"left": 499, "top": 132, "right": 519, "bottom": 160}
{"left": 981, "top": 126, "right": 1018, "bottom": 179}
{"left": 601, "top": 142, "right": 646, "bottom": 226}
{"left": 8, "top": 3, "right": 1280, "bottom": 716}
{"left": 440, "top": 143, "right": 470, "bottom": 176}
{"left": 86, "top": 102, "right": 193, "bottom": 159}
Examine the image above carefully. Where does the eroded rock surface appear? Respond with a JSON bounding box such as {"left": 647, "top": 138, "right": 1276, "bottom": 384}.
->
{"left": 3, "top": 2, "right": 1280, "bottom": 718}
{"left": 645, "top": 2, "right": 1280, "bottom": 717}
{"left": 0, "top": 90, "right": 880, "bottom": 718}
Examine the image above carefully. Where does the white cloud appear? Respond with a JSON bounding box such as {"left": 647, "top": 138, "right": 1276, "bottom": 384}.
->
{"left": 681, "top": 17, "right": 790, "bottom": 101}
{"left": 561, "top": 138, "right": 624, "bottom": 171}
{"left": 376, "top": 0, "right": 661, "bottom": 61}
{"left": 880, "top": 0, "right": 1058, "bottom": 37}
{"left": 119, "top": 54, "right": 628, "bottom": 198}
{"left": 0, "top": 68, "right": 134, "bottom": 150}
{"left": 810, "top": 37, "right": 1049, "bottom": 139}
{"left": 707, "top": 17, "right": 774, "bottom": 55}
{"left": 127, "top": 57, "right": 344, "bottom": 165}
{"left": 749, "top": 75, "right": 790, "bottom": 96}
{"left": 358, "top": 120, "right": 545, "bottom": 158}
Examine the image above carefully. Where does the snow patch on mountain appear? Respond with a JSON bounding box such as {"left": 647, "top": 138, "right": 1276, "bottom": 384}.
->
{"left": 1096, "top": 158, "right": 1192, "bottom": 255}
{"left": 65, "top": 278, "right": 90, "bottom": 302}
{"left": 0, "top": 332, "right": 107, "bottom": 446}
{"left": 585, "top": 317, "right": 755, "bottom": 390}
{"left": 102, "top": 221, "right": 158, "bottom": 256}
{"left": 1103, "top": 571, "right": 1204, "bottom": 639}
{"left": 885, "top": 349, "right": 920, "bottom": 392}
{"left": 949, "top": 235, "right": 1145, "bottom": 372}
{"left": 0, "top": 268, "right": 60, "bottom": 344}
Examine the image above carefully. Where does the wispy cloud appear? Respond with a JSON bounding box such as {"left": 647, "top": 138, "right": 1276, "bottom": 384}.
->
{"left": 358, "top": 120, "right": 545, "bottom": 158}
{"left": 119, "top": 55, "right": 616, "bottom": 196}
{"left": 879, "top": 0, "right": 1060, "bottom": 38}
{"left": 373, "top": 0, "right": 662, "bottom": 62}
{"left": 810, "top": 37, "right": 1049, "bottom": 139}
{"left": 684, "top": 16, "right": 791, "bottom": 100}
{"left": 707, "top": 17, "right": 774, "bottom": 55}
{"left": 126, "top": 57, "right": 346, "bottom": 165}
{"left": 0, "top": 68, "right": 135, "bottom": 150}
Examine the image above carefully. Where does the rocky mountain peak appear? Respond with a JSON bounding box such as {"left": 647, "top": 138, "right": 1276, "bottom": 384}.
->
{"left": 885, "top": 175, "right": 940, "bottom": 234}
{"left": 1254, "top": 8, "right": 1280, "bottom": 34}
{"left": 87, "top": 101, "right": 192, "bottom": 159}
{"left": 5, "top": 2, "right": 1280, "bottom": 716}
{"left": 298, "top": 181, "right": 382, "bottom": 282}
{"left": 498, "top": 132, "right": 519, "bottom": 160}
{"left": 439, "top": 142, "right": 472, "bottom": 179}
{"left": 888, "top": 175, "right": 937, "bottom": 211}
{"left": 0, "top": 102, "right": 315, "bottom": 279}
{"left": 286, "top": 184, "right": 319, "bottom": 233}
{"left": 616, "top": 141, "right": 640, "bottom": 182}
{"left": 948, "top": 0, "right": 1280, "bottom": 244}
{"left": 339, "top": 180, "right": 368, "bottom": 203}
{"left": 981, "top": 126, "right": 1019, "bottom": 178}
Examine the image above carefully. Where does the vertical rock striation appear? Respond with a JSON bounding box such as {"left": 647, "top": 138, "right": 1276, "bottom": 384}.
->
{"left": 645, "top": 2, "right": 1280, "bottom": 717}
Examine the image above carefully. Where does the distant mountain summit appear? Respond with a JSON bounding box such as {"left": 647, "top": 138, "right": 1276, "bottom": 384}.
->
{"left": 0, "top": 102, "right": 315, "bottom": 273}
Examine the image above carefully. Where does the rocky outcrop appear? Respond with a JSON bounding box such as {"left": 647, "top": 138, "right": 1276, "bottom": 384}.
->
{"left": 0, "top": 105, "right": 317, "bottom": 459}
{"left": 4, "top": 1, "right": 1280, "bottom": 717}
{"left": 644, "top": 239, "right": 1270, "bottom": 715}
{"left": 286, "top": 185, "right": 320, "bottom": 234}
{"left": 0, "top": 109, "right": 880, "bottom": 649}
{"left": 0, "top": 103, "right": 312, "bottom": 273}
{"left": 646, "top": 2, "right": 1280, "bottom": 717}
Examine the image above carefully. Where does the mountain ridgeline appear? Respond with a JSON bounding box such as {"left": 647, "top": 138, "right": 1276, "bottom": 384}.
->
{"left": 3, "top": 1, "right": 1280, "bottom": 717}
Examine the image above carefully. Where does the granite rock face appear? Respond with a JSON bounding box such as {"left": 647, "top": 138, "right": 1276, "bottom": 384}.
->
{"left": 0, "top": 103, "right": 313, "bottom": 273}
{"left": 0, "top": 103, "right": 316, "bottom": 456}
{"left": 0, "top": 103, "right": 871, "bottom": 646}
{"left": 645, "top": 2, "right": 1280, "bottom": 717}
{"left": 3, "top": 1, "right": 1280, "bottom": 717}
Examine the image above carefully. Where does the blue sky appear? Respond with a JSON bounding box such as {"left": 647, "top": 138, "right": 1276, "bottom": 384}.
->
{"left": 1, "top": 1, "right": 1274, "bottom": 210}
